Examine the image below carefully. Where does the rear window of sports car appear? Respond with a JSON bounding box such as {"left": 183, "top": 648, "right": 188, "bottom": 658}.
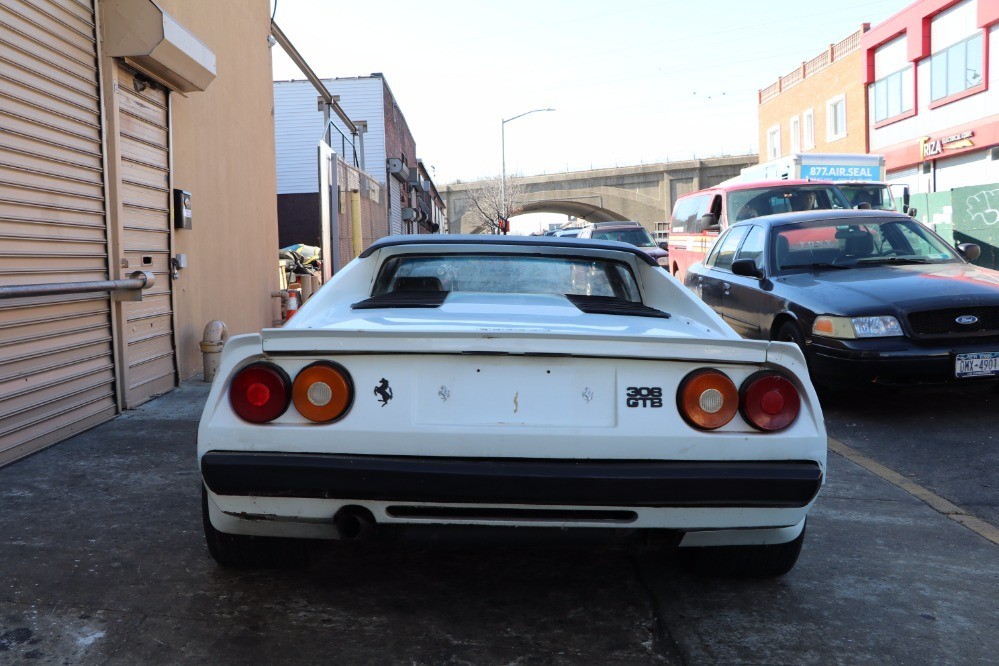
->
{"left": 372, "top": 254, "right": 642, "bottom": 302}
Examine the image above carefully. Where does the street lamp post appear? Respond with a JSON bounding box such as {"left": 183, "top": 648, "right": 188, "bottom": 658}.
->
{"left": 501, "top": 108, "right": 554, "bottom": 233}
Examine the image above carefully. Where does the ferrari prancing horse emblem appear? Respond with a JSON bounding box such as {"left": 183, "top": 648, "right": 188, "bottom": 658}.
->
{"left": 374, "top": 378, "right": 393, "bottom": 406}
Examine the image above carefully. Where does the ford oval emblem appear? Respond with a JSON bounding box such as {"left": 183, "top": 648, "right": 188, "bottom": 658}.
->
{"left": 955, "top": 315, "right": 979, "bottom": 325}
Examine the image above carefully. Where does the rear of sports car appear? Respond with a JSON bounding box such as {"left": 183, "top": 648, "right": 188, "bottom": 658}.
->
{"left": 200, "top": 334, "right": 824, "bottom": 575}
{"left": 198, "top": 237, "right": 826, "bottom": 577}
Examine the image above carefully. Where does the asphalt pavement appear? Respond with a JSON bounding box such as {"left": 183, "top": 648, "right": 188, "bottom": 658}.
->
{"left": 1, "top": 380, "right": 997, "bottom": 664}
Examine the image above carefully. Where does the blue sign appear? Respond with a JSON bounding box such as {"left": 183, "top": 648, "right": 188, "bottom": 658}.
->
{"left": 801, "top": 164, "right": 878, "bottom": 181}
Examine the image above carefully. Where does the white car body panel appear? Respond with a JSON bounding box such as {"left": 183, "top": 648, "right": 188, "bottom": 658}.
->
{"left": 199, "top": 236, "right": 826, "bottom": 547}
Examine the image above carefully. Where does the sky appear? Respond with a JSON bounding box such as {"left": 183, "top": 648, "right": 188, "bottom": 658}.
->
{"left": 269, "top": 0, "right": 911, "bottom": 233}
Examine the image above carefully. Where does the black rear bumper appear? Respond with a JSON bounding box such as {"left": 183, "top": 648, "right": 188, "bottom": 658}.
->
{"left": 201, "top": 453, "right": 823, "bottom": 509}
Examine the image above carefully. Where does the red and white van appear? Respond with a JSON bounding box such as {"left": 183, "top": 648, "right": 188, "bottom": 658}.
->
{"left": 667, "top": 179, "right": 851, "bottom": 281}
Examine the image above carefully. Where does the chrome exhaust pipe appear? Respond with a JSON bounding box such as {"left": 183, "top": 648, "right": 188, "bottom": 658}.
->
{"left": 334, "top": 506, "right": 376, "bottom": 541}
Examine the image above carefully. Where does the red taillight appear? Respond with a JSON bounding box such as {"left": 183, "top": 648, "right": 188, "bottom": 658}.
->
{"left": 229, "top": 362, "right": 291, "bottom": 423}
{"left": 740, "top": 372, "right": 801, "bottom": 431}
{"left": 677, "top": 369, "right": 739, "bottom": 430}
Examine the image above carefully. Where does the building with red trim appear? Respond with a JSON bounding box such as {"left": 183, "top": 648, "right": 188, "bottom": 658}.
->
{"left": 863, "top": 0, "right": 999, "bottom": 193}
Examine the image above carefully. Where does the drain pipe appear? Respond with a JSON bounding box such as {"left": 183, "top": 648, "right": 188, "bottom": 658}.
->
{"left": 200, "top": 320, "right": 229, "bottom": 382}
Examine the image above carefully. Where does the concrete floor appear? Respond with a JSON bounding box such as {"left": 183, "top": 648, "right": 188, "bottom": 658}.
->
{"left": 1, "top": 381, "right": 997, "bottom": 664}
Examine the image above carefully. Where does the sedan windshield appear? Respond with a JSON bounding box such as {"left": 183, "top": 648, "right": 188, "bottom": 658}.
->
{"left": 772, "top": 217, "right": 961, "bottom": 273}
{"left": 589, "top": 228, "right": 658, "bottom": 248}
{"left": 373, "top": 254, "right": 642, "bottom": 301}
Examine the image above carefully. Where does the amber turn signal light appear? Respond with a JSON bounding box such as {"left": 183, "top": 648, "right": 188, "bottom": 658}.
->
{"left": 677, "top": 369, "right": 739, "bottom": 430}
{"left": 292, "top": 361, "right": 354, "bottom": 423}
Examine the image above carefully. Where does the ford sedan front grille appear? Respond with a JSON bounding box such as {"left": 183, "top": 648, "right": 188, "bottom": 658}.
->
{"left": 906, "top": 306, "right": 999, "bottom": 339}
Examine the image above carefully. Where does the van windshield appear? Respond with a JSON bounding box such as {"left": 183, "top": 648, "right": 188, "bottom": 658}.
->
{"left": 728, "top": 185, "right": 851, "bottom": 221}
{"left": 838, "top": 184, "right": 894, "bottom": 210}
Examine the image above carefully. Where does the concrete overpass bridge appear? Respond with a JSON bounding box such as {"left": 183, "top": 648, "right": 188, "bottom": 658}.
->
{"left": 443, "top": 155, "right": 756, "bottom": 235}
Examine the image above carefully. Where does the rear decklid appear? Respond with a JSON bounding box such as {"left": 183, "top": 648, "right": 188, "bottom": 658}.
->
{"left": 262, "top": 292, "right": 768, "bottom": 365}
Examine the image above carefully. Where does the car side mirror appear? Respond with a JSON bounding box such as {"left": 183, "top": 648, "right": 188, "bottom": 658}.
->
{"left": 902, "top": 186, "right": 910, "bottom": 214}
{"left": 731, "top": 258, "right": 763, "bottom": 279}
{"left": 658, "top": 242, "right": 669, "bottom": 251}
{"left": 908, "top": 207, "right": 918, "bottom": 218}
{"left": 699, "top": 213, "right": 719, "bottom": 232}
{"left": 957, "top": 243, "right": 981, "bottom": 261}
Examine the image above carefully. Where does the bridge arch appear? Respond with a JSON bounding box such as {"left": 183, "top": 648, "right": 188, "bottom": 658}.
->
{"left": 443, "top": 156, "right": 754, "bottom": 234}
{"left": 515, "top": 199, "right": 628, "bottom": 223}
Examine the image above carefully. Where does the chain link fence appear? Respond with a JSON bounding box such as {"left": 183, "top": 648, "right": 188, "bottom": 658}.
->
{"left": 336, "top": 157, "right": 389, "bottom": 269}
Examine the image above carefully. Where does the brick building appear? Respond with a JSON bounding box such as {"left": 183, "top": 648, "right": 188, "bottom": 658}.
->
{"left": 757, "top": 26, "right": 871, "bottom": 161}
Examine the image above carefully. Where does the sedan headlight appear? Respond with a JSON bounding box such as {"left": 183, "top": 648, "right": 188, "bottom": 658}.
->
{"left": 656, "top": 257, "right": 670, "bottom": 267}
{"left": 812, "top": 315, "right": 903, "bottom": 339}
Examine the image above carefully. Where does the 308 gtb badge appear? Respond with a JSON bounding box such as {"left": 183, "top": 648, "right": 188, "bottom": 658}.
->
{"left": 626, "top": 386, "right": 663, "bottom": 408}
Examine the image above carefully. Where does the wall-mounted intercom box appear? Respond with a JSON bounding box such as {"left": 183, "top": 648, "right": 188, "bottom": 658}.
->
{"left": 174, "top": 189, "right": 192, "bottom": 229}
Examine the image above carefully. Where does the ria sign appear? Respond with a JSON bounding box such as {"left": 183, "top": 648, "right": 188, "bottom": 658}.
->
{"left": 922, "top": 131, "right": 975, "bottom": 159}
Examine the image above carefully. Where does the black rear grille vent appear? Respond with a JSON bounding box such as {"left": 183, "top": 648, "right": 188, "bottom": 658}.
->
{"left": 352, "top": 291, "right": 448, "bottom": 309}
{"left": 906, "top": 306, "right": 999, "bottom": 338}
{"left": 565, "top": 294, "right": 670, "bottom": 319}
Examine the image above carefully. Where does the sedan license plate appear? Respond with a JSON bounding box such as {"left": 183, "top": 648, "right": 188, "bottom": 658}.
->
{"left": 955, "top": 352, "right": 999, "bottom": 378}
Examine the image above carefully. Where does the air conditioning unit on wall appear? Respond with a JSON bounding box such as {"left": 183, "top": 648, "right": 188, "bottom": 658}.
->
{"left": 402, "top": 207, "right": 427, "bottom": 223}
{"left": 387, "top": 158, "right": 410, "bottom": 183}
{"left": 408, "top": 174, "right": 426, "bottom": 192}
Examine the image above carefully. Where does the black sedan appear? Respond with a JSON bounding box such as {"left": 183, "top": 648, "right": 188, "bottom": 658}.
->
{"left": 684, "top": 210, "right": 999, "bottom": 389}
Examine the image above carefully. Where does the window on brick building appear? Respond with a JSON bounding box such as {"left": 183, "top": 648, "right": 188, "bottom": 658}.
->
{"left": 789, "top": 115, "right": 800, "bottom": 153}
{"left": 826, "top": 95, "right": 846, "bottom": 141}
{"left": 802, "top": 109, "right": 814, "bottom": 150}
{"left": 871, "top": 65, "right": 913, "bottom": 122}
{"left": 930, "top": 33, "right": 984, "bottom": 101}
{"left": 766, "top": 125, "right": 781, "bottom": 159}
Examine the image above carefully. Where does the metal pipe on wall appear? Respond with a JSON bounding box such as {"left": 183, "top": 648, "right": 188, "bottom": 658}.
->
{"left": 351, "top": 189, "right": 363, "bottom": 258}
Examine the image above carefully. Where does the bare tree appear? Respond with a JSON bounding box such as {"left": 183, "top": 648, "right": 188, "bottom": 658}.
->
{"left": 460, "top": 175, "right": 528, "bottom": 234}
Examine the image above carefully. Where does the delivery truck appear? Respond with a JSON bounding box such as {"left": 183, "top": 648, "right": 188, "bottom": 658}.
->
{"left": 740, "top": 153, "right": 895, "bottom": 211}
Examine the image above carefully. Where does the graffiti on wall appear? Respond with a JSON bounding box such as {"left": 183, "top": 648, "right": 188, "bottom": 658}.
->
{"left": 966, "top": 188, "right": 999, "bottom": 226}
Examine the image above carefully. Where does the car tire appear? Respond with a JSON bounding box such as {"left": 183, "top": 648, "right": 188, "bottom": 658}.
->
{"left": 201, "top": 487, "right": 309, "bottom": 569}
{"left": 775, "top": 320, "right": 828, "bottom": 392}
{"left": 776, "top": 320, "right": 805, "bottom": 348}
{"left": 678, "top": 521, "right": 806, "bottom": 578}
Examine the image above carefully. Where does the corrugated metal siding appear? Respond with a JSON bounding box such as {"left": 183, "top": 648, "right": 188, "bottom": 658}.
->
{"left": 0, "top": 0, "right": 117, "bottom": 465}
{"left": 388, "top": 178, "right": 403, "bottom": 235}
{"left": 114, "top": 64, "right": 176, "bottom": 407}
{"left": 274, "top": 78, "right": 386, "bottom": 194}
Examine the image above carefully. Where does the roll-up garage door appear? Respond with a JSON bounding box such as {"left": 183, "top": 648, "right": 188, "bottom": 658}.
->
{"left": 0, "top": 0, "right": 116, "bottom": 465}
{"left": 112, "top": 63, "right": 177, "bottom": 408}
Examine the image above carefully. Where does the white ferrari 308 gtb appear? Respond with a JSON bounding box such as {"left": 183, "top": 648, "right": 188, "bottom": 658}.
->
{"left": 198, "top": 235, "right": 826, "bottom": 577}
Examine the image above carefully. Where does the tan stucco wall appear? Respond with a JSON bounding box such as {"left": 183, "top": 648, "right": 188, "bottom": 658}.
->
{"left": 152, "top": 0, "right": 279, "bottom": 379}
{"left": 758, "top": 49, "right": 868, "bottom": 160}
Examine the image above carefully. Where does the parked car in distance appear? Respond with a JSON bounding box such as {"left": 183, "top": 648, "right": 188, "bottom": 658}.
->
{"left": 684, "top": 210, "right": 999, "bottom": 390}
{"left": 576, "top": 221, "right": 669, "bottom": 268}
{"left": 199, "top": 234, "right": 826, "bottom": 577}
